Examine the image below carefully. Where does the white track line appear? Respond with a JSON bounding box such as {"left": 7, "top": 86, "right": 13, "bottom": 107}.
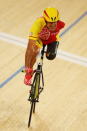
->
{"left": 57, "top": 50, "right": 87, "bottom": 67}
{"left": 0, "top": 32, "right": 27, "bottom": 47}
{"left": 0, "top": 32, "right": 87, "bottom": 67}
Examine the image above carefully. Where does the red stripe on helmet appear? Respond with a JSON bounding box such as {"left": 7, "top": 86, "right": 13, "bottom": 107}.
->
{"left": 44, "top": 10, "right": 50, "bottom": 18}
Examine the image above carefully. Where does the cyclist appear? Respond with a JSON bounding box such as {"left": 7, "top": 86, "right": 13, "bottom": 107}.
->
{"left": 24, "top": 7, "right": 65, "bottom": 85}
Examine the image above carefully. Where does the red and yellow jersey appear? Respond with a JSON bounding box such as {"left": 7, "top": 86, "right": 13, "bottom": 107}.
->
{"left": 29, "top": 17, "right": 65, "bottom": 48}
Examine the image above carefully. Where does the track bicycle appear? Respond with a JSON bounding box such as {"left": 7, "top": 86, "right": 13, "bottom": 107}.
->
{"left": 27, "top": 45, "right": 46, "bottom": 127}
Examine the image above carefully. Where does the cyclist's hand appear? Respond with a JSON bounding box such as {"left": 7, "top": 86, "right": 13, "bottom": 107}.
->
{"left": 24, "top": 73, "right": 32, "bottom": 85}
{"left": 24, "top": 68, "right": 33, "bottom": 85}
{"left": 39, "top": 26, "right": 50, "bottom": 40}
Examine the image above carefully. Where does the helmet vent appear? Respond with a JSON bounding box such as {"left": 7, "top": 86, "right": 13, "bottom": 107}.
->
{"left": 54, "top": 17, "right": 56, "bottom": 20}
{"left": 51, "top": 17, "right": 56, "bottom": 21}
{"left": 51, "top": 17, "right": 53, "bottom": 21}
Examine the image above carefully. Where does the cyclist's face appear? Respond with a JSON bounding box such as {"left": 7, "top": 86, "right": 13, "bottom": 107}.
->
{"left": 46, "top": 22, "right": 57, "bottom": 31}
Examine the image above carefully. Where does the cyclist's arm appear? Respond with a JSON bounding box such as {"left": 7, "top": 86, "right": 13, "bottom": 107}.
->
{"left": 25, "top": 17, "right": 46, "bottom": 68}
{"left": 25, "top": 39, "right": 40, "bottom": 68}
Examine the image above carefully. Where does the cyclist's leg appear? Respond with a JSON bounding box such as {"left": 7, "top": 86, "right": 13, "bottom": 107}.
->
{"left": 46, "top": 41, "right": 59, "bottom": 60}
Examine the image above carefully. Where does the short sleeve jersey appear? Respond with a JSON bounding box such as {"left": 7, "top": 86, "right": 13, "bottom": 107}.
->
{"left": 29, "top": 17, "right": 65, "bottom": 45}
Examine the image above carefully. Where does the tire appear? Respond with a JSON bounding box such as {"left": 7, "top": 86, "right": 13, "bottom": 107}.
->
{"left": 28, "top": 102, "right": 34, "bottom": 127}
{"left": 33, "top": 102, "right": 36, "bottom": 113}
{"left": 33, "top": 74, "right": 40, "bottom": 113}
{"left": 34, "top": 74, "right": 40, "bottom": 97}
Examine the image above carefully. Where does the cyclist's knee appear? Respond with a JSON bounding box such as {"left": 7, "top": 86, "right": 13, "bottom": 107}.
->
{"left": 46, "top": 52, "right": 56, "bottom": 60}
{"left": 46, "top": 41, "right": 59, "bottom": 60}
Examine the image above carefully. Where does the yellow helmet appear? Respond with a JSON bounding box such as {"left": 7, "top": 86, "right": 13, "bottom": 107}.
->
{"left": 43, "top": 7, "right": 60, "bottom": 22}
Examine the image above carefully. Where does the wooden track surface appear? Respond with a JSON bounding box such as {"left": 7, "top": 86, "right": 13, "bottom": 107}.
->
{"left": 0, "top": 0, "right": 87, "bottom": 130}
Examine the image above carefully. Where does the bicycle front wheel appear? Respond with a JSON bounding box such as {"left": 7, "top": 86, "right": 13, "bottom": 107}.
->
{"left": 28, "top": 102, "right": 34, "bottom": 127}
{"left": 33, "top": 73, "right": 40, "bottom": 113}
{"left": 33, "top": 102, "right": 36, "bottom": 113}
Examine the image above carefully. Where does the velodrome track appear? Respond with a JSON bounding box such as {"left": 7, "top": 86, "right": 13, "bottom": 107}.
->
{"left": 0, "top": 0, "right": 87, "bottom": 130}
